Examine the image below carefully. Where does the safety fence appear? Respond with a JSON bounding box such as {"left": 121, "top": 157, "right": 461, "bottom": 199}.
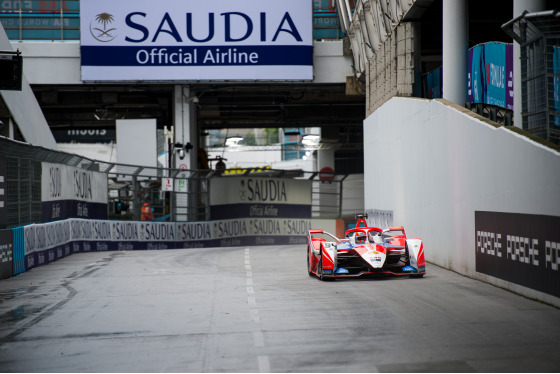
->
{"left": 501, "top": 11, "right": 560, "bottom": 145}
{"left": 0, "top": 137, "right": 361, "bottom": 229}
{"left": 0, "top": 132, "right": 364, "bottom": 280}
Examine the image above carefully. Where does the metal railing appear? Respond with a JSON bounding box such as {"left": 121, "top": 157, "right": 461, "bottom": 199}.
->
{"left": 502, "top": 10, "right": 560, "bottom": 145}
{"left": 0, "top": 136, "right": 361, "bottom": 229}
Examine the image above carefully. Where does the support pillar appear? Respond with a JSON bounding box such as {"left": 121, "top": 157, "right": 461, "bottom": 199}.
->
{"left": 442, "top": 0, "right": 468, "bottom": 106}
{"left": 173, "top": 85, "right": 198, "bottom": 221}
{"left": 173, "top": 85, "right": 197, "bottom": 170}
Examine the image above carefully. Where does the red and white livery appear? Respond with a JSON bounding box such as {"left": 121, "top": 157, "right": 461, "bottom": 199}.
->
{"left": 307, "top": 215, "right": 426, "bottom": 280}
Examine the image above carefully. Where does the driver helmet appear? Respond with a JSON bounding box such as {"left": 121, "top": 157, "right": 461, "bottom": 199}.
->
{"left": 355, "top": 233, "right": 367, "bottom": 243}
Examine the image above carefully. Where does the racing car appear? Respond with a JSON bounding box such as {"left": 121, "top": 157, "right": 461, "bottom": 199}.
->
{"left": 307, "top": 215, "right": 425, "bottom": 280}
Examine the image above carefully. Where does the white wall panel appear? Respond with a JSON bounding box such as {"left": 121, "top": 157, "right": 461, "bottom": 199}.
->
{"left": 116, "top": 119, "right": 157, "bottom": 167}
{"left": 364, "top": 97, "right": 560, "bottom": 303}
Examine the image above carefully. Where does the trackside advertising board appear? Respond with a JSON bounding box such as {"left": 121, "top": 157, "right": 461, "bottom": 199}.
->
{"left": 475, "top": 211, "right": 560, "bottom": 298}
{"left": 80, "top": 0, "right": 313, "bottom": 81}
{"left": 16, "top": 218, "right": 311, "bottom": 272}
{"left": 209, "top": 177, "right": 311, "bottom": 219}
{"left": 0, "top": 229, "right": 13, "bottom": 279}
{"left": 209, "top": 177, "right": 312, "bottom": 246}
{"left": 41, "top": 163, "right": 108, "bottom": 222}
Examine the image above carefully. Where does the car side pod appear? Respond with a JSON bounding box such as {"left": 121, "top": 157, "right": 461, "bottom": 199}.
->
{"left": 320, "top": 242, "right": 337, "bottom": 276}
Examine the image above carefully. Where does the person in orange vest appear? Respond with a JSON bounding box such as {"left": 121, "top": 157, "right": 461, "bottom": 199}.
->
{"left": 141, "top": 199, "right": 154, "bottom": 221}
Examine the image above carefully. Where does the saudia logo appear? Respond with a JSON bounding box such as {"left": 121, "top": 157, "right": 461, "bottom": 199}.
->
{"left": 90, "top": 11, "right": 302, "bottom": 44}
{"left": 90, "top": 12, "right": 118, "bottom": 42}
{"left": 240, "top": 178, "right": 287, "bottom": 202}
{"left": 124, "top": 12, "right": 303, "bottom": 43}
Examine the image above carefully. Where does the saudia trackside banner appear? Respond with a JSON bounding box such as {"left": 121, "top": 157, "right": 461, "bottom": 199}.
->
{"left": 41, "top": 163, "right": 108, "bottom": 222}
{"left": 209, "top": 177, "right": 312, "bottom": 220}
{"left": 17, "top": 218, "right": 310, "bottom": 272}
{"left": 80, "top": 0, "right": 313, "bottom": 81}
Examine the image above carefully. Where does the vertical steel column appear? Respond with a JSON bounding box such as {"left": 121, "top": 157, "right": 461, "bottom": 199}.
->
{"left": 442, "top": 0, "right": 468, "bottom": 106}
{"left": 132, "top": 175, "right": 140, "bottom": 221}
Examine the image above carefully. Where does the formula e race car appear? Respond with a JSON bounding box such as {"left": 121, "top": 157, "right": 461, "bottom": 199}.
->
{"left": 307, "top": 215, "right": 425, "bottom": 280}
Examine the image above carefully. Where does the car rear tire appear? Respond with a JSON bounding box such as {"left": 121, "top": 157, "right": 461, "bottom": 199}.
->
{"left": 307, "top": 247, "right": 313, "bottom": 277}
{"left": 404, "top": 243, "right": 411, "bottom": 266}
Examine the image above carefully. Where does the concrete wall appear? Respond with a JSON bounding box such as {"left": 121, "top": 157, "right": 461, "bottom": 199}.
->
{"left": 0, "top": 28, "right": 57, "bottom": 149}
{"left": 12, "top": 41, "right": 81, "bottom": 84}
{"left": 366, "top": 22, "right": 417, "bottom": 115}
{"left": 364, "top": 97, "right": 560, "bottom": 304}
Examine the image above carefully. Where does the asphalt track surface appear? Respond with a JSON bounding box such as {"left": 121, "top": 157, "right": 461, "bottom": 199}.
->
{"left": 0, "top": 245, "right": 559, "bottom": 372}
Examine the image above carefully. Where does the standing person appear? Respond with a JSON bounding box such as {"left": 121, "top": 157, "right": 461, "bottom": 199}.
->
{"left": 141, "top": 199, "right": 154, "bottom": 221}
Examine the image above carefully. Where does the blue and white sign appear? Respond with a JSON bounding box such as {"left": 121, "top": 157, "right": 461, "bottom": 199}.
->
{"left": 80, "top": 0, "right": 313, "bottom": 81}
{"left": 209, "top": 177, "right": 312, "bottom": 220}
{"left": 41, "top": 162, "right": 108, "bottom": 221}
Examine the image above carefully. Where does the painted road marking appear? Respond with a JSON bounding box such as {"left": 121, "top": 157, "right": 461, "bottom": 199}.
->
{"left": 245, "top": 248, "right": 270, "bottom": 372}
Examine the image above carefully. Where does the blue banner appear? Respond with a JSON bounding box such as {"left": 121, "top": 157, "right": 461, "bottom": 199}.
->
{"left": 81, "top": 45, "right": 313, "bottom": 67}
{"left": 485, "top": 42, "right": 507, "bottom": 108}
{"left": 467, "top": 42, "right": 513, "bottom": 110}
{"left": 468, "top": 44, "right": 485, "bottom": 104}
{"left": 426, "top": 67, "right": 442, "bottom": 99}
{"left": 210, "top": 203, "right": 311, "bottom": 220}
{"left": 12, "top": 227, "right": 25, "bottom": 276}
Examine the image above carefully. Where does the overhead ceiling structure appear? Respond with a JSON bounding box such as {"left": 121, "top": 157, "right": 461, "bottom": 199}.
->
{"left": 32, "top": 84, "right": 174, "bottom": 130}
{"left": 32, "top": 82, "right": 366, "bottom": 134}
{"left": 23, "top": 1, "right": 525, "bottom": 151}
{"left": 193, "top": 83, "right": 365, "bottom": 130}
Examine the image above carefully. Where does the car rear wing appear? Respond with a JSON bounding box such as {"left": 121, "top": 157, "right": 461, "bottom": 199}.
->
{"left": 308, "top": 229, "right": 324, "bottom": 234}
{"left": 386, "top": 227, "right": 406, "bottom": 236}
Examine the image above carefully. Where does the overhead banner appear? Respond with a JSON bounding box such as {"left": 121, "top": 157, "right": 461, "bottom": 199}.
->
{"left": 80, "top": 0, "right": 313, "bottom": 81}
